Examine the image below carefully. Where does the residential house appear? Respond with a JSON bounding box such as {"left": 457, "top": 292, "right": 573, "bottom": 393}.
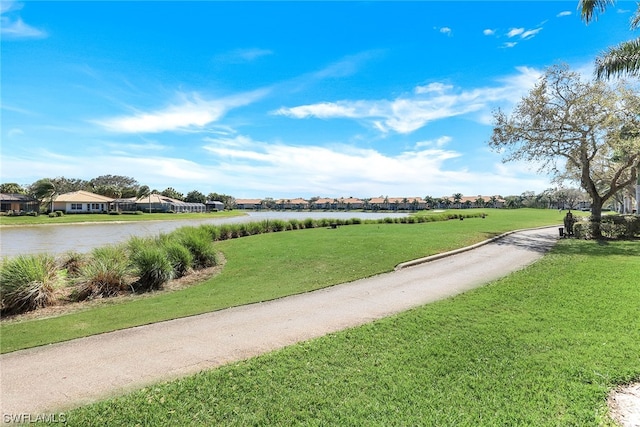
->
{"left": 206, "top": 200, "right": 225, "bottom": 212}
{"left": 275, "top": 198, "right": 309, "bottom": 210}
{"left": 235, "top": 199, "right": 264, "bottom": 210}
{"left": 53, "top": 191, "right": 113, "bottom": 214}
{"left": 133, "top": 194, "right": 205, "bottom": 213}
{"left": 368, "top": 197, "right": 426, "bottom": 211}
{"left": 0, "top": 193, "right": 39, "bottom": 213}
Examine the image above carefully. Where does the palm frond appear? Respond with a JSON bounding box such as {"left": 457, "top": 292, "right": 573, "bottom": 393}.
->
{"left": 595, "top": 37, "right": 640, "bottom": 79}
{"left": 580, "top": 0, "right": 616, "bottom": 23}
{"left": 631, "top": 4, "right": 640, "bottom": 30}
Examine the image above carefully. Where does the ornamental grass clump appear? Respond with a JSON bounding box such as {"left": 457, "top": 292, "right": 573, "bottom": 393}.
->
{"left": 129, "top": 245, "right": 174, "bottom": 292}
{"left": 76, "top": 246, "right": 132, "bottom": 300}
{"left": 0, "top": 254, "right": 62, "bottom": 315}
{"left": 174, "top": 227, "right": 219, "bottom": 269}
{"left": 161, "top": 241, "right": 193, "bottom": 278}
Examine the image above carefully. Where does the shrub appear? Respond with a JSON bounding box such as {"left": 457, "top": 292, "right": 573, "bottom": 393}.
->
{"left": 270, "top": 220, "right": 287, "bottom": 232}
{"left": 218, "top": 224, "right": 234, "bottom": 240}
{"left": 76, "top": 246, "right": 132, "bottom": 300}
{"left": 162, "top": 241, "right": 193, "bottom": 278}
{"left": 130, "top": 246, "right": 174, "bottom": 292}
{"left": 574, "top": 215, "right": 640, "bottom": 240}
{"left": 303, "top": 218, "right": 317, "bottom": 229}
{"left": 246, "top": 221, "right": 266, "bottom": 235}
{"left": 0, "top": 254, "right": 62, "bottom": 315}
{"left": 59, "top": 251, "right": 87, "bottom": 278}
{"left": 601, "top": 215, "right": 640, "bottom": 239}
{"left": 287, "top": 219, "right": 301, "bottom": 230}
{"left": 175, "top": 227, "right": 219, "bottom": 268}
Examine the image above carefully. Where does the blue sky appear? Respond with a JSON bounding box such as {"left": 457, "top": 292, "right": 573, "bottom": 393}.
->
{"left": 1, "top": 1, "right": 636, "bottom": 199}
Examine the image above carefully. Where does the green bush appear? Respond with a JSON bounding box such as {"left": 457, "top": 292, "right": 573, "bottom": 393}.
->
{"left": 270, "top": 219, "right": 287, "bottom": 232}
{"left": 130, "top": 246, "right": 174, "bottom": 292}
{"left": 174, "top": 228, "right": 219, "bottom": 268}
{"left": 574, "top": 215, "right": 640, "bottom": 240}
{"left": 601, "top": 215, "right": 640, "bottom": 239}
{"left": 0, "top": 254, "right": 62, "bottom": 315}
{"left": 76, "top": 246, "right": 132, "bottom": 300}
{"left": 162, "top": 241, "right": 193, "bottom": 278}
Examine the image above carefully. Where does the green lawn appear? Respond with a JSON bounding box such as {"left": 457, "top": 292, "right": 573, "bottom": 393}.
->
{"left": 53, "top": 238, "right": 640, "bottom": 426}
{"left": 0, "top": 210, "right": 243, "bottom": 226}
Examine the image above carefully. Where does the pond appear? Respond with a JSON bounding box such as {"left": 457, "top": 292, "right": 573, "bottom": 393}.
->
{"left": 0, "top": 211, "right": 408, "bottom": 258}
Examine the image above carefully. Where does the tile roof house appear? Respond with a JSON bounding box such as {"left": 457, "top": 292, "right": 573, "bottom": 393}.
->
{"left": 0, "top": 193, "right": 39, "bottom": 213}
{"left": 133, "top": 194, "right": 205, "bottom": 213}
{"left": 235, "top": 199, "right": 264, "bottom": 209}
{"left": 52, "top": 191, "right": 113, "bottom": 213}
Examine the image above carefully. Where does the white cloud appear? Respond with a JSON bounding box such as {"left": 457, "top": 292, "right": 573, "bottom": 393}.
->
{"left": 275, "top": 67, "right": 542, "bottom": 134}
{"left": 96, "top": 89, "right": 268, "bottom": 133}
{"left": 214, "top": 48, "right": 273, "bottom": 64}
{"left": 197, "top": 134, "right": 550, "bottom": 197}
{"left": 507, "top": 28, "right": 525, "bottom": 38}
{"left": 414, "top": 83, "right": 453, "bottom": 94}
{"left": 483, "top": 29, "right": 496, "bottom": 36}
{"left": 439, "top": 27, "right": 452, "bottom": 36}
{"left": 502, "top": 42, "right": 518, "bottom": 48}
{"left": 415, "top": 136, "right": 452, "bottom": 148}
{"left": 0, "top": 1, "right": 47, "bottom": 39}
{"left": 557, "top": 11, "right": 572, "bottom": 17}
{"left": 7, "top": 128, "right": 24, "bottom": 138}
{"left": 521, "top": 28, "right": 542, "bottom": 39}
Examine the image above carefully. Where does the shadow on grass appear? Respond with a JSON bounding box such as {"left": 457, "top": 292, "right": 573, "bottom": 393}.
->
{"left": 552, "top": 237, "right": 640, "bottom": 257}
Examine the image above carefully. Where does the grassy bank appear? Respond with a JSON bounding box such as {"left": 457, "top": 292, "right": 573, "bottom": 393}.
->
{"left": 0, "top": 209, "right": 567, "bottom": 353}
{"left": 0, "top": 210, "right": 243, "bottom": 226}
{"left": 54, "top": 239, "right": 640, "bottom": 426}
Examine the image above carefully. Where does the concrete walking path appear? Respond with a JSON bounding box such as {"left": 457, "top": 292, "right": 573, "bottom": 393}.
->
{"left": 0, "top": 226, "right": 559, "bottom": 417}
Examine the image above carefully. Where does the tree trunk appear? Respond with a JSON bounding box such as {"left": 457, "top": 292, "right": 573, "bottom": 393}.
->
{"left": 590, "top": 196, "right": 604, "bottom": 239}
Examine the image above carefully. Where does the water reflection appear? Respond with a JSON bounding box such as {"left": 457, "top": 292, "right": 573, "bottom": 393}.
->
{"left": 0, "top": 211, "right": 408, "bottom": 258}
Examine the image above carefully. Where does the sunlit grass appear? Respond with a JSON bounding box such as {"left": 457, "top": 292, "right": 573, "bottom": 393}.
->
{"left": 59, "top": 239, "right": 640, "bottom": 426}
{"left": 0, "top": 209, "right": 566, "bottom": 353}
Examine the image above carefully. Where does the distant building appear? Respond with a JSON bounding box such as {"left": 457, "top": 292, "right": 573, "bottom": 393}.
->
{"left": 206, "top": 200, "right": 225, "bottom": 212}
{"left": 131, "top": 194, "right": 205, "bottom": 213}
{"left": 53, "top": 191, "right": 113, "bottom": 213}
{"left": 0, "top": 193, "right": 39, "bottom": 213}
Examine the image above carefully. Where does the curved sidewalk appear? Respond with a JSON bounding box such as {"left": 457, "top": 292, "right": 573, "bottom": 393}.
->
{"left": 0, "top": 226, "right": 559, "bottom": 417}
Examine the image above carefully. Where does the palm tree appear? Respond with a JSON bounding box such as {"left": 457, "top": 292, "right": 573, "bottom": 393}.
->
{"left": 580, "top": 0, "right": 640, "bottom": 79}
{"left": 424, "top": 196, "right": 435, "bottom": 210}
{"left": 453, "top": 193, "right": 463, "bottom": 209}
{"left": 137, "top": 185, "right": 152, "bottom": 214}
{"left": 31, "top": 179, "right": 56, "bottom": 213}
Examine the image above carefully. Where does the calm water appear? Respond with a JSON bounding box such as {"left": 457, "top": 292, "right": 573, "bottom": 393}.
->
{"left": 0, "top": 211, "right": 408, "bottom": 258}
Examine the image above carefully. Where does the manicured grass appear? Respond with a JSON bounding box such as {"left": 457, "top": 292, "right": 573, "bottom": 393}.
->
{"left": 0, "top": 210, "right": 243, "bottom": 226}
{"left": 56, "top": 239, "right": 640, "bottom": 426}
{"left": 0, "top": 209, "right": 567, "bottom": 353}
